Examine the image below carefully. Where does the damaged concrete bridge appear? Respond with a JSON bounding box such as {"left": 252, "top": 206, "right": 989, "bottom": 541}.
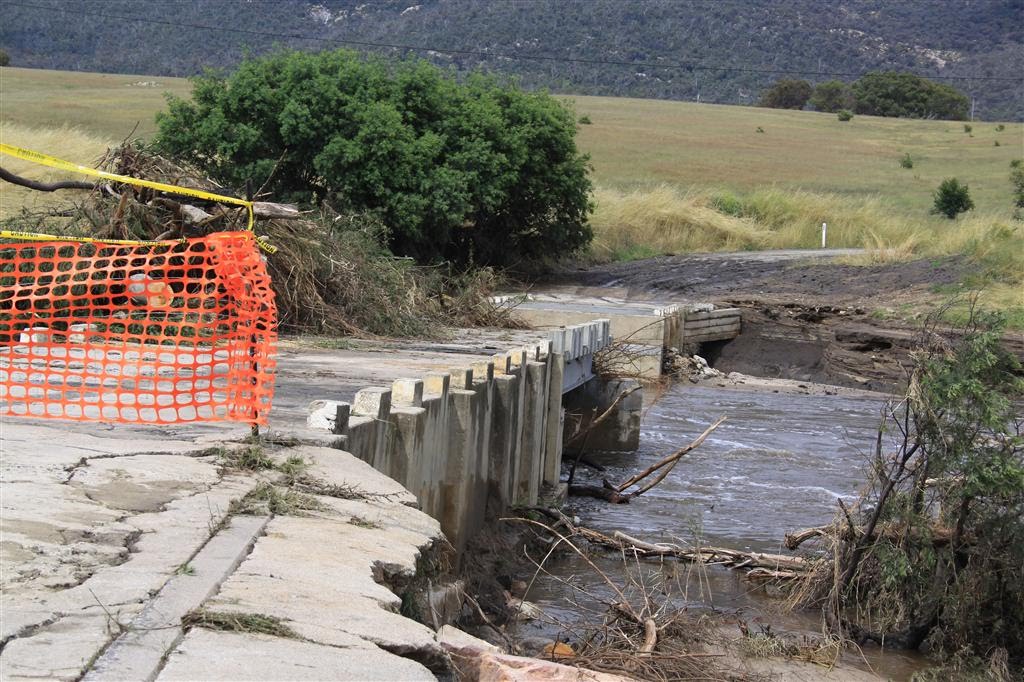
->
{"left": 0, "top": 294, "right": 739, "bottom": 680}
{"left": 303, "top": 318, "right": 640, "bottom": 554}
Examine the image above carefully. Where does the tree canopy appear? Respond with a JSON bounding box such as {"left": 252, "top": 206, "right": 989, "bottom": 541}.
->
{"left": 759, "top": 79, "right": 813, "bottom": 109}
{"left": 154, "top": 49, "right": 593, "bottom": 266}
{"left": 809, "top": 80, "right": 852, "bottom": 113}
{"left": 852, "top": 71, "right": 969, "bottom": 120}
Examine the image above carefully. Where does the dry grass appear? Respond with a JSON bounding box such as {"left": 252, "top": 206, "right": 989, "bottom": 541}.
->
{"left": 591, "top": 184, "right": 1022, "bottom": 261}
{"left": 590, "top": 184, "right": 1023, "bottom": 322}
{"left": 0, "top": 121, "right": 112, "bottom": 219}
{"left": 568, "top": 95, "right": 1023, "bottom": 214}
{"left": 0, "top": 66, "right": 190, "bottom": 139}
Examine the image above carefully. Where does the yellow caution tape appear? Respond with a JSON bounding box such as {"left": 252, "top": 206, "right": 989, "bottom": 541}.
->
{"left": 0, "top": 143, "right": 276, "bottom": 253}
{"left": 0, "top": 228, "right": 179, "bottom": 247}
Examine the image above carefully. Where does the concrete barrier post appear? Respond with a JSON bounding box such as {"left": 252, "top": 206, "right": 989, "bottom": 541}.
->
{"left": 469, "top": 360, "right": 495, "bottom": 528}
{"left": 543, "top": 351, "right": 566, "bottom": 486}
{"left": 487, "top": 354, "right": 520, "bottom": 517}
{"left": 347, "top": 387, "right": 393, "bottom": 468}
{"left": 518, "top": 359, "right": 548, "bottom": 504}
{"left": 389, "top": 378, "right": 426, "bottom": 494}
{"left": 420, "top": 373, "right": 451, "bottom": 521}
{"left": 445, "top": 368, "right": 477, "bottom": 554}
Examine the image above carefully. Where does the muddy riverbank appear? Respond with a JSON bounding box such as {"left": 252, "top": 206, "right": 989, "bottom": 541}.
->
{"left": 540, "top": 251, "right": 1022, "bottom": 392}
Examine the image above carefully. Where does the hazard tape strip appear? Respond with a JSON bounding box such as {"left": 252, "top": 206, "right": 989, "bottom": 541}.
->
{"left": 0, "top": 143, "right": 277, "bottom": 254}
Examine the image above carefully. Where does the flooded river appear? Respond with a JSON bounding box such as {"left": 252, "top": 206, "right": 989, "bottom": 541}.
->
{"left": 524, "top": 382, "right": 928, "bottom": 679}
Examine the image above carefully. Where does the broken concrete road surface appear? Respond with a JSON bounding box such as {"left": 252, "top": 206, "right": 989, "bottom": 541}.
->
{"left": 0, "top": 420, "right": 454, "bottom": 680}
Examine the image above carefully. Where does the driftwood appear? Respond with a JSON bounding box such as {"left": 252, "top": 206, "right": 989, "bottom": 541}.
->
{"left": 568, "top": 417, "right": 724, "bottom": 503}
{"left": 569, "top": 479, "right": 632, "bottom": 504}
{"left": 616, "top": 417, "right": 725, "bottom": 494}
{"left": 565, "top": 385, "right": 642, "bottom": 451}
{"left": 253, "top": 201, "right": 302, "bottom": 219}
{"left": 639, "top": 618, "right": 657, "bottom": 656}
{"left": 575, "top": 526, "right": 811, "bottom": 580}
{"left": 785, "top": 521, "right": 961, "bottom": 550}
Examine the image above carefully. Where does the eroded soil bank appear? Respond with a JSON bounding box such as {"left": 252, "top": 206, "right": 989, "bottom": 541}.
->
{"left": 542, "top": 250, "right": 1022, "bottom": 391}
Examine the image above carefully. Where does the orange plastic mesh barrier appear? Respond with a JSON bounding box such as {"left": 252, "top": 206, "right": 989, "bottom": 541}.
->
{"left": 0, "top": 232, "right": 277, "bottom": 424}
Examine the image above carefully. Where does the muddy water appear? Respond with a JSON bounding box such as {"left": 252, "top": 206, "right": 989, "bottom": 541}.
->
{"left": 524, "top": 383, "right": 929, "bottom": 680}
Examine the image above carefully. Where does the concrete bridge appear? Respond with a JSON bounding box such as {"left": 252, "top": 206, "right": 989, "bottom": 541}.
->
{"left": 303, "top": 293, "right": 741, "bottom": 551}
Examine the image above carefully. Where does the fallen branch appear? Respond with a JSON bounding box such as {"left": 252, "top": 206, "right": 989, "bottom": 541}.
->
{"left": 569, "top": 479, "right": 632, "bottom": 504}
{"left": 639, "top": 618, "right": 657, "bottom": 656}
{"left": 615, "top": 417, "right": 725, "bottom": 494}
{"left": 253, "top": 201, "right": 302, "bottom": 220}
{"left": 573, "top": 525, "right": 811, "bottom": 578}
{"left": 1, "top": 165, "right": 97, "bottom": 192}
{"left": 785, "top": 521, "right": 962, "bottom": 550}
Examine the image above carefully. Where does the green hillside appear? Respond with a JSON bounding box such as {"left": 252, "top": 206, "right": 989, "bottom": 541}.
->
{"left": 1, "top": 0, "right": 1021, "bottom": 120}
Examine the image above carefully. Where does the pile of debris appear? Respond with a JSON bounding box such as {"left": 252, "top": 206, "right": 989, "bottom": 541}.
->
{"left": 1, "top": 143, "right": 519, "bottom": 337}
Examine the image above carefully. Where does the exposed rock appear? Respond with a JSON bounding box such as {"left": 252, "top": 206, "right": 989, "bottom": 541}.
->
{"left": 469, "top": 651, "right": 636, "bottom": 682}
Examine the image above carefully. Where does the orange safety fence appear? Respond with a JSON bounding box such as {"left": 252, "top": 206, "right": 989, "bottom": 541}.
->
{"left": 0, "top": 231, "right": 277, "bottom": 424}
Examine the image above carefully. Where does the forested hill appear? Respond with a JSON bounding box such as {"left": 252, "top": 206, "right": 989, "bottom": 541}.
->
{"left": 2, "top": 0, "right": 1022, "bottom": 120}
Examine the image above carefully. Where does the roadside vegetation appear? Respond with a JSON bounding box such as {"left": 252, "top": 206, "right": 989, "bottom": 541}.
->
{"left": 791, "top": 309, "right": 1023, "bottom": 675}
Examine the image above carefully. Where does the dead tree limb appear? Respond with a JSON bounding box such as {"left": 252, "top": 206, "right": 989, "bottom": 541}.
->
{"left": 569, "top": 479, "right": 632, "bottom": 504}
{"left": 639, "top": 618, "right": 657, "bottom": 656}
{"left": 560, "top": 523, "right": 811, "bottom": 580}
{"left": 615, "top": 417, "right": 725, "bottom": 494}
{"left": 565, "top": 385, "right": 642, "bottom": 451}
{"left": 0, "top": 165, "right": 97, "bottom": 192}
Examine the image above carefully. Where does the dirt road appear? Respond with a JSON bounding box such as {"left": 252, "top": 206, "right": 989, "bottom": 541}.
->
{"left": 542, "top": 250, "right": 1016, "bottom": 392}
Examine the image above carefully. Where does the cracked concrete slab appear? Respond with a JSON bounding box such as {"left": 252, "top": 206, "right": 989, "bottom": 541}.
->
{"left": 157, "top": 629, "right": 433, "bottom": 681}
{"left": 2, "top": 336, "right": 524, "bottom": 679}
{"left": 201, "top": 515, "right": 447, "bottom": 668}
{"left": 281, "top": 445, "right": 419, "bottom": 506}
{"left": 0, "top": 420, "right": 261, "bottom": 681}
{"left": 0, "top": 605, "right": 143, "bottom": 682}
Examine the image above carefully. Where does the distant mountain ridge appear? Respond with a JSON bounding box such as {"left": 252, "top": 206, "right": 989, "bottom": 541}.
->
{"left": 2, "top": 0, "right": 1022, "bottom": 120}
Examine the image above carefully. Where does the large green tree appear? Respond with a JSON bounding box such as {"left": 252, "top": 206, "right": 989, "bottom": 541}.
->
{"left": 851, "top": 71, "right": 969, "bottom": 120}
{"left": 809, "top": 80, "right": 852, "bottom": 113}
{"left": 155, "top": 49, "right": 593, "bottom": 266}
{"left": 758, "top": 79, "right": 813, "bottom": 109}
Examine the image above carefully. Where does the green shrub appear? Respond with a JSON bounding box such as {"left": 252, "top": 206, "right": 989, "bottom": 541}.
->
{"left": 995, "top": 140, "right": 1001, "bottom": 147}
{"left": 837, "top": 109, "right": 853, "bottom": 122}
{"left": 931, "top": 178, "right": 975, "bottom": 219}
{"left": 852, "top": 71, "right": 969, "bottom": 120}
{"left": 578, "top": 114, "right": 592, "bottom": 125}
{"left": 809, "top": 79, "right": 852, "bottom": 113}
{"left": 755, "top": 126, "right": 765, "bottom": 133}
{"left": 1011, "top": 162, "right": 1024, "bottom": 213}
{"left": 758, "top": 79, "right": 812, "bottom": 109}
{"left": 996, "top": 124, "right": 1006, "bottom": 132}
{"left": 900, "top": 153, "right": 914, "bottom": 169}
{"left": 710, "top": 191, "right": 744, "bottom": 217}
{"left": 155, "top": 49, "right": 593, "bottom": 266}
{"left": 963, "top": 123, "right": 973, "bottom": 133}
{"left": 0, "top": 49, "right": 9, "bottom": 67}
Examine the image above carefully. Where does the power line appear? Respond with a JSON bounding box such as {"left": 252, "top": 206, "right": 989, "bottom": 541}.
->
{"left": 4, "top": 0, "right": 1022, "bottom": 83}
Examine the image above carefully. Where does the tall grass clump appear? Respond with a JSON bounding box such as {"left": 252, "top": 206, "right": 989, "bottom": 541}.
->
{"left": 589, "top": 184, "right": 1023, "bottom": 322}
{"left": 588, "top": 186, "right": 773, "bottom": 260}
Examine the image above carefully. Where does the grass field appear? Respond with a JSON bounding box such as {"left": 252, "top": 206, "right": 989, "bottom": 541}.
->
{"left": 1, "top": 66, "right": 1021, "bottom": 320}
{"left": 0, "top": 66, "right": 190, "bottom": 139}
{"left": 568, "top": 95, "right": 1023, "bottom": 215}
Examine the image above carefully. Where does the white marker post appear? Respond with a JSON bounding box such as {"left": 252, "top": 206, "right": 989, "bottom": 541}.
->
{"left": 821, "top": 222, "right": 827, "bottom": 249}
